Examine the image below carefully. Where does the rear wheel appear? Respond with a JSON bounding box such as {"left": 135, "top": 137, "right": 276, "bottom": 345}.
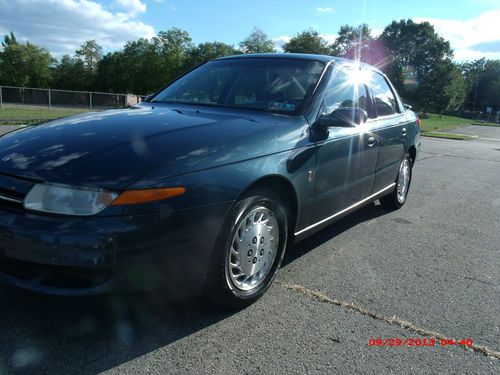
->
{"left": 380, "top": 153, "right": 413, "bottom": 209}
{"left": 204, "top": 188, "right": 288, "bottom": 309}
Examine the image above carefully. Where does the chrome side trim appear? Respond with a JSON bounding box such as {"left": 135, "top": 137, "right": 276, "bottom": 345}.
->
{"left": 0, "top": 193, "right": 23, "bottom": 204}
{"left": 294, "top": 183, "right": 396, "bottom": 236}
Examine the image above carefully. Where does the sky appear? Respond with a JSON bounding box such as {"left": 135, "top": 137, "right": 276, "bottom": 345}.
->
{"left": 0, "top": 0, "right": 499, "bottom": 61}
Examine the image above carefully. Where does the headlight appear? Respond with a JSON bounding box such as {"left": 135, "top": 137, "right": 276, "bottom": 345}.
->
{"left": 24, "top": 183, "right": 118, "bottom": 216}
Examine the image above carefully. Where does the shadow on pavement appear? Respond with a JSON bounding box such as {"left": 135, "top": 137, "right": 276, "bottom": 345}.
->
{"left": 0, "top": 202, "right": 391, "bottom": 374}
{"left": 284, "top": 201, "right": 391, "bottom": 266}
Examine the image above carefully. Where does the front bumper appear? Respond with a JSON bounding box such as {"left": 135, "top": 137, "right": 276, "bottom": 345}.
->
{"left": 0, "top": 201, "right": 232, "bottom": 296}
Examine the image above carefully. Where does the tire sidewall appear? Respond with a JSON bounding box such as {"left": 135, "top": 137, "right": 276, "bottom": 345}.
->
{"left": 397, "top": 154, "right": 413, "bottom": 205}
{"left": 207, "top": 189, "right": 288, "bottom": 305}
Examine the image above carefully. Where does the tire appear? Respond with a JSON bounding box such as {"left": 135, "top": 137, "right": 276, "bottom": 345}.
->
{"left": 204, "top": 188, "right": 288, "bottom": 309}
{"left": 380, "top": 153, "right": 413, "bottom": 210}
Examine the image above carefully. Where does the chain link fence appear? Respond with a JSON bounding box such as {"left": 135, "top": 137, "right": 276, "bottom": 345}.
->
{"left": 0, "top": 86, "right": 144, "bottom": 110}
{"left": 444, "top": 109, "right": 500, "bottom": 124}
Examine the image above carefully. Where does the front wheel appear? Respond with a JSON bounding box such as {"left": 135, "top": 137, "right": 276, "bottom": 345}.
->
{"left": 204, "top": 188, "right": 288, "bottom": 309}
{"left": 380, "top": 153, "right": 413, "bottom": 209}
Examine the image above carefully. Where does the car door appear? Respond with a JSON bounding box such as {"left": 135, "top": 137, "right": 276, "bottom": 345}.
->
{"left": 311, "top": 65, "right": 379, "bottom": 223}
{"left": 368, "top": 72, "right": 408, "bottom": 192}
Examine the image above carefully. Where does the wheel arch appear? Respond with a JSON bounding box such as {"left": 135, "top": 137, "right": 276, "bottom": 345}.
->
{"left": 237, "top": 174, "right": 299, "bottom": 237}
{"left": 408, "top": 145, "right": 416, "bottom": 166}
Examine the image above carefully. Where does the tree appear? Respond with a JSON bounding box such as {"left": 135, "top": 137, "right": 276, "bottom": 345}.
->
{"left": 239, "top": 28, "right": 275, "bottom": 53}
{"left": 282, "top": 29, "right": 333, "bottom": 55}
{"left": 184, "top": 42, "right": 240, "bottom": 70}
{"left": 419, "top": 60, "right": 465, "bottom": 112}
{"left": 75, "top": 40, "right": 103, "bottom": 72}
{"left": 95, "top": 28, "right": 194, "bottom": 95}
{"left": 333, "top": 24, "right": 371, "bottom": 58}
{"left": 94, "top": 52, "right": 128, "bottom": 93}
{"left": 52, "top": 55, "right": 89, "bottom": 91}
{"left": 153, "top": 28, "right": 193, "bottom": 84}
{"left": 120, "top": 38, "right": 161, "bottom": 94}
{"left": 481, "top": 60, "right": 500, "bottom": 112}
{"left": 444, "top": 64, "right": 466, "bottom": 112}
{"left": 461, "top": 59, "right": 500, "bottom": 112}
{"left": 0, "top": 32, "right": 54, "bottom": 87}
{"left": 379, "top": 19, "right": 455, "bottom": 111}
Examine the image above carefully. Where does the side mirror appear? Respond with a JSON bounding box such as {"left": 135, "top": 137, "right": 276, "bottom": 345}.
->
{"left": 403, "top": 103, "right": 412, "bottom": 110}
{"left": 318, "top": 107, "right": 368, "bottom": 128}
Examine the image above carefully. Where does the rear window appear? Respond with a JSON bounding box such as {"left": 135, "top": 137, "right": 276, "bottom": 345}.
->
{"left": 370, "top": 73, "right": 400, "bottom": 116}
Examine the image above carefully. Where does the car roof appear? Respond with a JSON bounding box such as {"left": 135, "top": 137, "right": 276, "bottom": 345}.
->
{"left": 215, "top": 53, "right": 383, "bottom": 74}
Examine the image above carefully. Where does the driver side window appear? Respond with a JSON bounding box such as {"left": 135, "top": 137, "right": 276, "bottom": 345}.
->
{"left": 323, "top": 66, "right": 369, "bottom": 116}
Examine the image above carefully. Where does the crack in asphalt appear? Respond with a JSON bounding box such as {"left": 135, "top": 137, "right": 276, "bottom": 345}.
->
{"left": 417, "top": 154, "right": 440, "bottom": 161}
{"left": 419, "top": 151, "right": 500, "bottom": 164}
{"left": 441, "top": 154, "right": 500, "bottom": 163}
{"left": 279, "top": 282, "right": 500, "bottom": 361}
{"left": 430, "top": 267, "right": 499, "bottom": 290}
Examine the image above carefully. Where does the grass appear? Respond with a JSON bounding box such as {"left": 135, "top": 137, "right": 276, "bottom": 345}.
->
{"left": 420, "top": 113, "right": 499, "bottom": 131}
{"left": 470, "top": 122, "right": 500, "bottom": 127}
{"left": 419, "top": 113, "right": 476, "bottom": 132}
{"left": 419, "top": 113, "right": 498, "bottom": 140}
{"left": 420, "top": 131, "right": 477, "bottom": 140}
{"left": 0, "top": 106, "right": 89, "bottom": 125}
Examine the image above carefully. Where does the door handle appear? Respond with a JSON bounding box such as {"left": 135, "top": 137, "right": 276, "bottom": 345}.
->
{"left": 367, "top": 136, "right": 376, "bottom": 146}
{"left": 401, "top": 127, "right": 407, "bottom": 135}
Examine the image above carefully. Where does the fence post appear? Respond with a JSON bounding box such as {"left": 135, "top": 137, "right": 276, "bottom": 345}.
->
{"left": 48, "top": 89, "right": 52, "bottom": 111}
{"left": 0, "top": 86, "right": 3, "bottom": 110}
{"left": 89, "top": 92, "right": 93, "bottom": 111}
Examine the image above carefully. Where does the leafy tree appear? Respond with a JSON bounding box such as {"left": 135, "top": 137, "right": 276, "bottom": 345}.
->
{"left": 153, "top": 28, "right": 193, "bottom": 82}
{"left": 239, "top": 28, "right": 275, "bottom": 53}
{"left": 51, "top": 55, "right": 89, "bottom": 90}
{"left": 0, "top": 32, "right": 54, "bottom": 87}
{"left": 419, "top": 60, "right": 465, "bottom": 112}
{"left": 331, "top": 24, "right": 388, "bottom": 66}
{"left": 380, "top": 19, "right": 455, "bottom": 111}
{"left": 445, "top": 64, "right": 466, "bottom": 112}
{"left": 94, "top": 52, "right": 128, "bottom": 93}
{"left": 482, "top": 60, "right": 500, "bottom": 111}
{"left": 75, "top": 40, "right": 103, "bottom": 72}
{"left": 120, "top": 38, "right": 160, "bottom": 94}
{"left": 461, "top": 59, "right": 500, "bottom": 112}
{"left": 282, "top": 29, "right": 333, "bottom": 55}
{"left": 380, "top": 20, "right": 453, "bottom": 73}
{"left": 184, "top": 42, "right": 240, "bottom": 70}
{"left": 332, "top": 24, "right": 371, "bottom": 58}
{"left": 95, "top": 29, "right": 193, "bottom": 95}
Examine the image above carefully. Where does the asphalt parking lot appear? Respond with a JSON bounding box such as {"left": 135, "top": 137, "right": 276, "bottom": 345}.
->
{"left": 0, "top": 125, "right": 499, "bottom": 374}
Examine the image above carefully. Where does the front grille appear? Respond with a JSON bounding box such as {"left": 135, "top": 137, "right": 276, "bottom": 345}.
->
{"left": 0, "top": 173, "right": 35, "bottom": 211}
{"left": 0, "top": 256, "right": 113, "bottom": 289}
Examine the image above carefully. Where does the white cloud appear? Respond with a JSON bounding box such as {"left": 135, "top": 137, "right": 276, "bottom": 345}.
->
{"left": 414, "top": 10, "right": 500, "bottom": 61}
{"left": 320, "top": 33, "right": 336, "bottom": 44}
{"left": 371, "top": 28, "right": 384, "bottom": 38}
{"left": 272, "top": 35, "right": 291, "bottom": 51}
{"left": 316, "top": 7, "right": 333, "bottom": 13}
{"left": 0, "top": 0, "right": 155, "bottom": 57}
{"left": 114, "top": 0, "right": 146, "bottom": 15}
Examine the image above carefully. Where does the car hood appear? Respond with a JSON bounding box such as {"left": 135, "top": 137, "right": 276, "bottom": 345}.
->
{"left": 0, "top": 104, "right": 309, "bottom": 190}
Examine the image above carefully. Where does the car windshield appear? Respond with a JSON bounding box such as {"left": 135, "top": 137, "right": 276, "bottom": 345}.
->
{"left": 151, "top": 58, "right": 325, "bottom": 114}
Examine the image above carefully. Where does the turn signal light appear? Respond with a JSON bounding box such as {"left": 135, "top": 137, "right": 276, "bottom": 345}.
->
{"left": 112, "top": 187, "right": 186, "bottom": 205}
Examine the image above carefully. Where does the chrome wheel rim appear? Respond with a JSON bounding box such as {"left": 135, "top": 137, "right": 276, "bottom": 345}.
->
{"left": 397, "top": 158, "right": 411, "bottom": 204}
{"left": 228, "top": 206, "right": 279, "bottom": 291}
